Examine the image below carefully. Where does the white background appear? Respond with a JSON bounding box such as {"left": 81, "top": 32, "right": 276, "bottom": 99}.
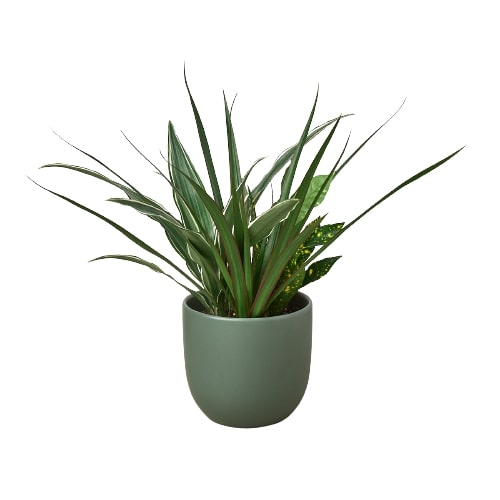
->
{"left": 1, "top": 0, "right": 499, "bottom": 498}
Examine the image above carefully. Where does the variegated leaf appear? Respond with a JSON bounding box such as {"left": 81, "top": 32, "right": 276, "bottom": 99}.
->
{"left": 303, "top": 223, "right": 344, "bottom": 248}
{"left": 301, "top": 256, "right": 341, "bottom": 287}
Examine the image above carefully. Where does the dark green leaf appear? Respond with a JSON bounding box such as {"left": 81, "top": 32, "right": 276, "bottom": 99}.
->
{"left": 280, "top": 89, "right": 319, "bottom": 202}
{"left": 303, "top": 223, "right": 344, "bottom": 248}
{"left": 90, "top": 254, "right": 168, "bottom": 274}
{"left": 90, "top": 253, "right": 213, "bottom": 311}
{"left": 248, "top": 199, "right": 299, "bottom": 246}
{"left": 251, "top": 114, "right": 352, "bottom": 204}
{"left": 267, "top": 267, "right": 306, "bottom": 316}
{"left": 168, "top": 122, "right": 214, "bottom": 237}
{"left": 50, "top": 131, "right": 140, "bottom": 191}
{"left": 184, "top": 68, "right": 224, "bottom": 209}
{"left": 250, "top": 216, "right": 324, "bottom": 317}
{"left": 308, "top": 147, "right": 465, "bottom": 264}
{"left": 29, "top": 178, "right": 201, "bottom": 290}
{"left": 301, "top": 256, "right": 341, "bottom": 287}
{"left": 172, "top": 168, "right": 249, "bottom": 316}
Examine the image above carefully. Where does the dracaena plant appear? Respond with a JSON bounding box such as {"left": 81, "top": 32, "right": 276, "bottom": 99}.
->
{"left": 32, "top": 75, "right": 463, "bottom": 317}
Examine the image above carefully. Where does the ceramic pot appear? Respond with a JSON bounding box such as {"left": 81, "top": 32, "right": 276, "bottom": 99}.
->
{"left": 183, "top": 292, "right": 312, "bottom": 428}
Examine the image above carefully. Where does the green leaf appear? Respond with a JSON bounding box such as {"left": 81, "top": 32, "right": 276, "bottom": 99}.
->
{"left": 303, "top": 223, "right": 344, "bottom": 248}
{"left": 39, "top": 163, "right": 202, "bottom": 279}
{"left": 120, "top": 131, "right": 170, "bottom": 182}
{"left": 292, "top": 224, "right": 341, "bottom": 268}
{"left": 298, "top": 174, "right": 334, "bottom": 220}
{"left": 184, "top": 68, "right": 224, "bottom": 209}
{"left": 306, "top": 146, "right": 465, "bottom": 265}
{"left": 268, "top": 267, "right": 306, "bottom": 316}
{"left": 40, "top": 163, "right": 156, "bottom": 206}
{"left": 40, "top": 164, "right": 183, "bottom": 236}
{"left": 224, "top": 156, "right": 264, "bottom": 225}
{"left": 107, "top": 197, "right": 179, "bottom": 222}
{"left": 333, "top": 101, "right": 406, "bottom": 177}
{"left": 223, "top": 92, "right": 246, "bottom": 248}
{"left": 172, "top": 168, "right": 249, "bottom": 316}
{"left": 301, "top": 256, "right": 341, "bottom": 287}
{"left": 89, "top": 254, "right": 169, "bottom": 275}
{"left": 89, "top": 253, "right": 213, "bottom": 311}
{"left": 113, "top": 192, "right": 233, "bottom": 304}
{"left": 50, "top": 131, "right": 141, "bottom": 192}
{"left": 154, "top": 169, "right": 242, "bottom": 304}
{"left": 29, "top": 178, "right": 201, "bottom": 290}
{"left": 223, "top": 92, "right": 243, "bottom": 195}
{"left": 250, "top": 216, "right": 324, "bottom": 317}
{"left": 168, "top": 122, "right": 214, "bottom": 237}
{"left": 105, "top": 196, "right": 202, "bottom": 274}
{"left": 248, "top": 199, "right": 299, "bottom": 246}
{"left": 184, "top": 241, "right": 226, "bottom": 304}
{"left": 280, "top": 89, "right": 319, "bottom": 202}
{"left": 223, "top": 93, "right": 254, "bottom": 300}
{"left": 251, "top": 114, "right": 352, "bottom": 204}
{"left": 270, "top": 113, "right": 343, "bottom": 265}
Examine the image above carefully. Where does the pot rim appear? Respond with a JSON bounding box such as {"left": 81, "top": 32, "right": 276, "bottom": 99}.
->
{"left": 183, "top": 292, "right": 312, "bottom": 322}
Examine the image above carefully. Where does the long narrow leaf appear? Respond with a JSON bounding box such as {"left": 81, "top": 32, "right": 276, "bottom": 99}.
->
{"left": 135, "top": 198, "right": 230, "bottom": 307}
{"left": 250, "top": 216, "right": 324, "bottom": 317}
{"left": 224, "top": 156, "right": 264, "bottom": 224}
{"left": 28, "top": 178, "right": 201, "bottom": 290}
{"left": 90, "top": 254, "right": 170, "bottom": 275}
{"left": 259, "top": 91, "right": 322, "bottom": 278}
{"left": 174, "top": 168, "right": 249, "bottom": 316}
{"left": 121, "top": 131, "right": 170, "bottom": 184}
{"left": 223, "top": 92, "right": 246, "bottom": 251}
{"left": 248, "top": 199, "right": 299, "bottom": 246}
{"left": 251, "top": 114, "right": 352, "bottom": 204}
{"left": 90, "top": 254, "right": 212, "bottom": 311}
{"left": 286, "top": 114, "right": 342, "bottom": 228}
{"left": 279, "top": 89, "right": 319, "bottom": 201}
{"left": 306, "top": 147, "right": 465, "bottom": 265}
{"left": 51, "top": 131, "right": 140, "bottom": 191}
{"left": 154, "top": 170, "right": 238, "bottom": 302}
{"left": 168, "top": 122, "right": 214, "bottom": 237}
{"left": 184, "top": 68, "right": 224, "bottom": 209}
{"left": 40, "top": 163, "right": 160, "bottom": 207}
{"left": 223, "top": 92, "right": 243, "bottom": 192}
{"left": 107, "top": 197, "right": 180, "bottom": 222}
{"left": 271, "top": 113, "right": 342, "bottom": 262}
{"left": 39, "top": 162, "right": 199, "bottom": 278}
{"left": 106, "top": 197, "right": 198, "bottom": 269}
{"left": 333, "top": 100, "right": 406, "bottom": 177}
{"left": 223, "top": 92, "right": 253, "bottom": 299}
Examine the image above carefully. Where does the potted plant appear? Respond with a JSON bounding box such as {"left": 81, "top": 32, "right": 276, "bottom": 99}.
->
{"left": 31, "top": 73, "right": 463, "bottom": 428}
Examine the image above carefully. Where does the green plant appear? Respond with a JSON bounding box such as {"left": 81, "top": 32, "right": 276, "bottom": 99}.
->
{"left": 32, "top": 74, "right": 463, "bottom": 317}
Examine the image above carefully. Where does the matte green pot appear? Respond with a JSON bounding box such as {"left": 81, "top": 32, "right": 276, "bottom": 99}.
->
{"left": 183, "top": 292, "right": 312, "bottom": 428}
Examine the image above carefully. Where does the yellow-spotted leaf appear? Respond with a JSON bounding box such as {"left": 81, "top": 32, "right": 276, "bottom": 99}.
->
{"left": 303, "top": 223, "right": 344, "bottom": 248}
{"left": 268, "top": 267, "right": 306, "bottom": 316}
{"left": 302, "top": 256, "right": 341, "bottom": 287}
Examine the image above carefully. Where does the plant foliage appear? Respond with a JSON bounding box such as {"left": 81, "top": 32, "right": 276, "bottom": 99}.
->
{"left": 33, "top": 74, "right": 463, "bottom": 317}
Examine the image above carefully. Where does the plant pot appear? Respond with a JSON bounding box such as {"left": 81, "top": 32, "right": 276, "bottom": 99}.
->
{"left": 182, "top": 292, "right": 312, "bottom": 428}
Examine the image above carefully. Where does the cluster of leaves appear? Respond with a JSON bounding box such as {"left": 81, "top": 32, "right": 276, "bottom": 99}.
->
{"left": 33, "top": 74, "right": 463, "bottom": 317}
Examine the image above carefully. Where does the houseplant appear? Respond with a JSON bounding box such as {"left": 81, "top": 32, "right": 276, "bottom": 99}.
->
{"left": 32, "top": 73, "right": 463, "bottom": 427}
